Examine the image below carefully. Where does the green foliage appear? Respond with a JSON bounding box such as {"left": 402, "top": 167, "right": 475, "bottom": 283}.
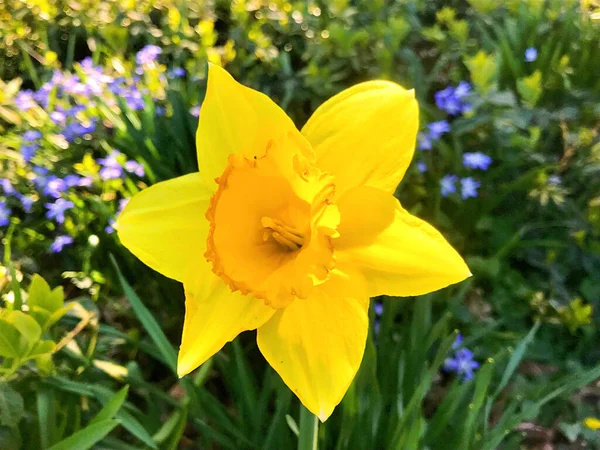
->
{"left": 1, "top": 0, "right": 600, "bottom": 448}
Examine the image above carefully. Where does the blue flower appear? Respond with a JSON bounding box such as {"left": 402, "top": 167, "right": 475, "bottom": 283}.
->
{"left": 417, "top": 133, "right": 433, "bottom": 151}
{"left": 434, "top": 83, "right": 472, "bottom": 115}
{"left": 427, "top": 120, "right": 451, "bottom": 140}
{"left": 525, "top": 47, "right": 538, "bottom": 62}
{"left": 460, "top": 177, "right": 481, "bottom": 199}
{"left": 61, "top": 119, "right": 97, "bottom": 142}
{"left": 50, "top": 235, "right": 74, "bottom": 253}
{"left": 0, "top": 201, "right": 11, "bottom": 227}
{"left": 45, "top": 198, "right": 74, "bottom": 224}
{"left": 23, "top": 130, "right": 42, "bottom": 141}
{"left": 374, "top": 303, "right": 384, "bottom": 317}
{"left": 190, "top": 105, "right": 201, "bottom": 117}
{"left": 444, "top": 347, "right": 480, "bottom": 381}
{"left": 417, "top": 160, "right": 427, "bottom": 173}
{"left": 43, "top": 176, "right": 68, "bottom": 198}
{"left": 136, "top": 45, "right": 162, "bottom": 65}
{"left": 17, "top": 195, "right": 35, "bottom": 213}
{"left": 106, "top": 198, "right": 130, "bottom": 233}
{"left": 440, "top": 174, "right": 458, "bottom": 197}
{"left": 463, "top": 152, "right": 492, "bottom": 170}
{"left": 63, "top": 175, "right": 92, "bottom": 188}
{"left": 452, "top": 333, "right": 463, "bottom": 349}
{"left": 15, "top": 90, "right": 38, "bottom": 111}
{"left": 155, "top": 106, "right": 166, "bottom": 116}
{"left": 0, "top": 179, "right": 15, "bottom": 196}
{"left": 32, "top": 166, "right": 49, "bottom": 190}
{"left": 125, "top": 161, "right": 145, "bottom": 177}
{"left": 168, "top": 68, "right": 186, "bottom": 78}
{"left": 98, "top": 151, "right": 124, "bottom": 180}
{"left": 21, "top": 142, "right": 40, "bottom": 162}
{"left": 548, "top": 175, "right": 561, "bottom": 185}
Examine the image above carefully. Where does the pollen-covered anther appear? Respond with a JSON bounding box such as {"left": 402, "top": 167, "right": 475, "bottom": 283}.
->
{"left": 261, "top": 217, "right": 305, "bottom": 251}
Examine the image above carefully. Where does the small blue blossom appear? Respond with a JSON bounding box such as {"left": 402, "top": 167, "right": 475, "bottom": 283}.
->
{"left": 440, "top": 174, "right": 458, "bottom": 197}
{"left": 417, "top": 160, "right": 427, "bottom": 173}
{"left": 548, "top": 175, "right": 561, "bottom": 185}
{"left": 190, "top": 105, "right": 201, "bottom": 118}
{"left": 136, "top": 45, "right": 162, "bottom": 65}
{"left": 463, "top": 152, "right": 492, "bottom": 170}
{"left": 452, "top": 333, "right": 463, "bottom": 349}
{"left": 525, "top": 47, "right": 538, "bottom": 62}
{"left": 43, "top": 176, "right": 68, "bottom": 198}
{"left": 21, "top": 142, "right": 40, "bottom": 162}
{"left": 15, "top": 90, "right": 38, "bottom": 111}
{"left": 45, "top": 198, "right": 75, "bottom": 224}
{"left": 417, "top": 133, "right": 433, "bottom": 151}
{"left": 374, "top": 303, "right": 384, "bottom": 317}
{"left": 125, "top": 161, "right": 145, "bottom": 177}
{"left": 0, "top": 179, "right": 15, "bottom": 196}
{"left": 50, "top": 235, "right": 74, "bottom": 253}
{"left": 434, "top": 82, "right": 472, "bottom": 115}
{"left": 17, "top": 195, "right": 35, "bottom": 213}
{"left": 64, "top": 175, "right": 92, "bottom": 188}
{"left": 32, "top": 166, "right": 49, "bottom": 190}
{"left": 427, "top": 120, "right": 451, "bottom": 140}
{"left": 444, "top": 347, "right": 480, "bottom": 381}
{"left": 0, "top": 201, "right": 11, "bottom": 227}
{"left": 23, "top": 130, "right": 42, "bottom": 141}
{"left": 168, "top": 68, "right": 186, "bottom": 78}
{"left": 98, "top": 150, "right": 124, "bottom": 180}
{"left": 460, "top": 177, "right": 481, "bottom": 199}
{"left": 61, "top": 119, "right": 97, "bottom": 142}
{"left": 106, "top": 198, "right": 130, "bottom": 233}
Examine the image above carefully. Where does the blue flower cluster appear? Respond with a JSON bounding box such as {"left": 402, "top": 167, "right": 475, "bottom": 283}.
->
{"left": 443, "top": 334, "right": 480, "bottom": 381}
{"left": 434, "top": 81, "right": 472, "bottom": 116}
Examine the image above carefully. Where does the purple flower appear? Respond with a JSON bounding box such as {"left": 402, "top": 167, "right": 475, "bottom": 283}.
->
{"left": 190, "top": 105, "right": 201, "bottom": 117}
{"left": 21, "top": 142, "right": 40, "bottom": 162}
{"left": 18, "top": 195, "right": 35, "bottom": 213}
{"left": 460, "top": 177, "right": 481, "bottom": 199}
{"left": 0, "top": 179, "right": 15, "bottom": 196}
{"left": 61, "top": 119, "right": 97, "bottom": 142}
{"left": 452, "top": 334, "right": 463, "bottom": 350}
{"left": 64, "top": 175, "right": 90, "bottom": 188}
{"left": 417, "top": 160, "right": 427, "bottom": 173}
{"left": 463, "top": 152, "right": 492, "bottom": 170}
{"left": 374, "top": 303, "right": 384, "bottom": 316}
{"left": 136, "top": 45, "right": 162, "bottom": 65}
{"left": 440, "top": 174, "right": 458, "bottom": 197}
{"left": 45, "top": 198, "right": 74, "bottom": 224}
{"left": 427, "top": 120, "right": 451, "bottom": 140}
{"left": 168, "top": 68, "right": 186, "bottom": 78}
{"left": 32, "top": 166, "right": 49, "bottom": 190}
{"left": 50, "top": 235, "right": 73, "bottom": 253}
{"left": 43, "top": 176, "right": 68, "bottom": 198}
{"left": 15, "top": 90, "right": 38, "bottom": 110}
{"left": 525, "top": 47, "right": 538, "bottom": 62}
{"left": 434, "top": 83, "right": 472, "bottom": 115}
{"left": 444, "top": 347, "right": 480, "bottom": 381}
{"left": 418, "top": 133, "right": 432, "bottom": 151}
{"left": 0, "top": 201, "right": 11, "bottom": 226}
{"left": 33, "top": 82, "right": 54, "bottom": 108}
{"left": 125, "top": 161, "right": 145, "bottom": 177}
{"left": 23, "top": 130, "right": 42, "bottom": 141}
{"left": 106, "top": 198, "right": 130, "bottom": 233}
{"left": 98, "top": 151, "right": 124, "bottom": 180}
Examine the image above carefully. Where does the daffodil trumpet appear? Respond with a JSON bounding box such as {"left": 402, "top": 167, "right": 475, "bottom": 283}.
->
{"left": 117, "top": 64, "right": 470, "bottom": 421}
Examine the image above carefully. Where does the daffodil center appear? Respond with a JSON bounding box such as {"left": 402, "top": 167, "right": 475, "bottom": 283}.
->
{"left": 262, "top": 217, "right": 305, "bottom": 251}
{"left": 204, "top": 132, "right": 340, "bottom": 309}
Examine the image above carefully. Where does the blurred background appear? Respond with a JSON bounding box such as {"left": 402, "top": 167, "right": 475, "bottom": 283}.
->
{"left": 1, "top": 0, "right": 600, "bottom": 449}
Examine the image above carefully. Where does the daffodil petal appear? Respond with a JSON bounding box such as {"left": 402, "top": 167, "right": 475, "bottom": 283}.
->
{"left": 178, "top": 258, "right": 276, "bottom": 377}
{"left": 116, "top": 173, "right": 212, "bottom": 282}
{"left": 257, "top": 278, "right": 368, "bottom": 421}
{"left": 196, "top": 64, "right": 301, "bottom": 184}
{"left": 336, "top": 186, "right": 471, "bottom": 297}
{"left": 301, "top": 80, "right": 419, "bottom": 196}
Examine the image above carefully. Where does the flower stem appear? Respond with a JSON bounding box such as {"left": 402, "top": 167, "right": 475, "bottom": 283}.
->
{"left": 298, "top": 405, "right": 318, "bottom": 450}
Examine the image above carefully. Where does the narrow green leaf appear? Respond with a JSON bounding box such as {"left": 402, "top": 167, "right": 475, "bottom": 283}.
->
{"left": 37, "top": 387, "right": 56, "bottom": 448}
{"left": 110, "top": 256, "right": 178, "bottom": 373}
{"left": 47, "top": 419, "right": 120, "bottom": 450}
{"left": 91, "top": 386, "right": 129, "bottom": 425}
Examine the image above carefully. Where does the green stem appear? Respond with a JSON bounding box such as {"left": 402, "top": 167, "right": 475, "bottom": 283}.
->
{"left": 298, "top": 405, "right": 318, "bottom": 450}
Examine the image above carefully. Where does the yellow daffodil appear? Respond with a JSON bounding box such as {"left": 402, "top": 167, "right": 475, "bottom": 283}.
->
{"left": 117, "top": 64, "right": 470, "bottom": 421}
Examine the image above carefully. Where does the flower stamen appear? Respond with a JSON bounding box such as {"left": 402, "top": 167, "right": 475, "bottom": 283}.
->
{"left": 261, "top": 216, "right": 305, "bottom": 251}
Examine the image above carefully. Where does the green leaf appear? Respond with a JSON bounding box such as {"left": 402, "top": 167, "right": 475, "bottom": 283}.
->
{"left": 0, "top": 383, "right": 25, "bottom": 428}
{"left": 0, "top": 321, "right": 20, "bottom": 358}
{"left": 47, "top": 419, "right": 120, "bottom": 450}
{"left": 0, "top": 310, "right": 42, "bottom": 345}
{"left": 91, "top": 386, "right": 129, "bottom": 425}
{"left": 110, "top": 256, "right": 178, "bottom": 373}
{"left": 37, "top": 387, "right": 56, "bottom": 448}
{"left": 24, "top": 340, "right": 56, "bottom": 360}
{"left": 28, "top": 274, "right": 64, "bottom": 314}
